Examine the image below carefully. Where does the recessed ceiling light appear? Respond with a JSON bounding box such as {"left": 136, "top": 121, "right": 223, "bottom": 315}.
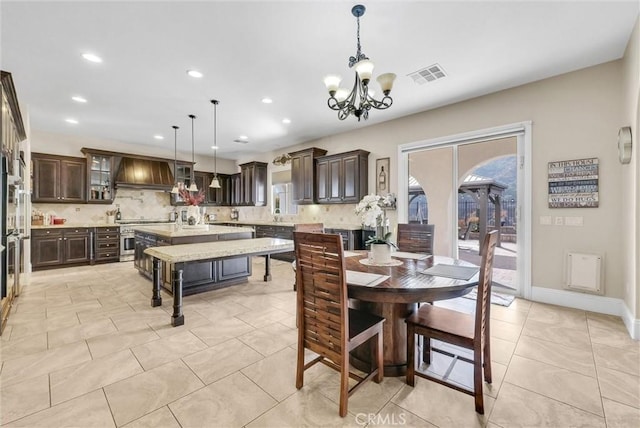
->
{"left": 82, "top": 53, "right": 102, "bottom": 63}
{"left": 187, "top": 70, "right": 203, "bottom": 78}
{"left": 153, "top": 135, "right": 164, "bottom": 140}
{"left": 71, "top": 96, "right": 87, "bottom": 103}
{"left": 210, "top": 146, "right": 219, "bottom": 150}
{"left": 65, "top": 118, "right": 78, "bottom": 124}
{"left": 261, "top": 97, "right": 273, "bottom": 104}
{"left": 282, "top": 118, "right": 291, "bottom": 124}
{"left": 238, "top": 135, "right": 248, "bottom": 140}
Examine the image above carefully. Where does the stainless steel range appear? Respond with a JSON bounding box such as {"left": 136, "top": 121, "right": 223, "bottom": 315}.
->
{"left": 119, "top": 219, "right": 173, "bottom": 262}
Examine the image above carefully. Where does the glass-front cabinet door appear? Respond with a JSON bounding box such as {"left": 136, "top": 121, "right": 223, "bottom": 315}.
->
{"left": 87, "top": 153, "right": 113, "bottom": 203}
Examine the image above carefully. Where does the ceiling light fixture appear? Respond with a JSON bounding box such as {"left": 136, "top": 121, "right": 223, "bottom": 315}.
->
{"left": 323, "top": 4, "right": 396, "bottom": 121}
{"left": 82, "top": 53, "right": 102, "bottom": 63}
{"left": 261, "top": 97, "right": 273, "bottom": 104}
{"left": 170, "top": 125, "right": 180, "bottom": 194}
{"left": 209, "top": 99, "right": 221, "bottom": 189}
{"left": 282, "top": 118, "right": 291, "bottom": 124}
{"left": 65, "top": 118, "right": 78, "bottom": 124}
{"left": 71, "top": 96, "right": 87, "bottom": 103}
{"left": 154, "top": 135, "right": 164, "bottom": 140}
{"left": 187, "top": 114, "right": 198, "bottom": 192}
{"left": 187, "top": 70, "right": 203, "bottom": 78}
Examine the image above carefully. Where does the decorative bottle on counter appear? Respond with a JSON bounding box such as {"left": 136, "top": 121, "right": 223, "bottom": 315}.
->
{"left": 115, "top": 208, "right": 121, "bottom": 221}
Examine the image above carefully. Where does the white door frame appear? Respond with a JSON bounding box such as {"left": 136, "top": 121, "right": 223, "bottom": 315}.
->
{"left": 397, "top": 121, "right": 532, "bottom": 298}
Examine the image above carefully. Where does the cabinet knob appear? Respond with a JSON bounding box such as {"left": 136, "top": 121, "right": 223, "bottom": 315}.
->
{"left": 106, "top": 236, "right": 110, "bottom": 238}
{"left": 58, "top": 238, "right": 62, "bottom": 241}
{"left": 61, "top": 197, "right": 65, "bottom": 200}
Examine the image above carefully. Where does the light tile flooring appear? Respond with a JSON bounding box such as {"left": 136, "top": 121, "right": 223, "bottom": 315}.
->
{"left": 1, "top": 259, "right": 638, "bottom": 427}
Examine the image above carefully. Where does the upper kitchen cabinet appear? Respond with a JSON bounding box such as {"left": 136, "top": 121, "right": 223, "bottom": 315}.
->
{"left": 289, "top": 147, "right": 327, "bottom": 204}
{"left": 239, "top": 161, "right": 267, "bottom": 206}
{"left": 81, "top": 149, "right": 114, "bottom": 203}
{"left": 32, "top": 153, "right": 87, "bottom": 203}
{"left": 170, "top": 162, "right": 194, "bottom": 206}
{"left": 316, "top": 149, "right": 369, "bottom": 204}
{"left": 229, "top": 173, "right": 242, "bottom": 206}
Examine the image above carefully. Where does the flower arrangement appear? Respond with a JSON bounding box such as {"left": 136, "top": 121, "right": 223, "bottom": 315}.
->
{"left": 354, "top": 193, "right": 397, "bottom": 246}
{"left": 178, "top": 188, "right": 206, "bottom": 206}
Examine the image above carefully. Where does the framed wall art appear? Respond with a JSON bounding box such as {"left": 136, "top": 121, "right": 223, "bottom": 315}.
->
{"left": 548, "top": 157, "right": 599, "bottom": 208}
{"left": 376, "top": 157, "right": 390, "bottom": 196}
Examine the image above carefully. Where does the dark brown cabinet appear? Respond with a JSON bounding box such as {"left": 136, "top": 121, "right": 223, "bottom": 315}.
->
{"left": 94, "top": 226, "right": 119, "bottom": 263}
{"left": 81, "top": 149, "right": 114, "bottom": 203}
{"left": 32, "top": 228, "right": 91, "bottom": 270}
{"left": 32, "top": 153, "right": 87, "bottom": 203}
{"left": 230, "top": 173, "right": 242, "bottom": 206}
{"left": 316, "top": 150, "right": 369, "bottom": 204}
{"left": 239, "top": 161, "right": 267, "bottom": 206}
{"left": 289, "top": 147, "right": 327, "bottom": 204}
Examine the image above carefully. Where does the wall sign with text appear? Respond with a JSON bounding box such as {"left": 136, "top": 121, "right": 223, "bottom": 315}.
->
{"left": 548, "top": 158, "right": 599, "bottom": 208}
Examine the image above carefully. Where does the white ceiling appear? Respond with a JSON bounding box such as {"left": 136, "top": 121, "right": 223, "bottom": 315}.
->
{"left": 2, "top": 1, "right": 638, "bottom": 159}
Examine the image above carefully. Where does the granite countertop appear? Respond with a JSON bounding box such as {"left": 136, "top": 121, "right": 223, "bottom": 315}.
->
{"left": 144, "top": 237, "right": 294, "bottom": 263}
{"left": 211, "top": 220, "right": 364, "bottom": 231}
{"left": 32, "top": 222, "right": 120, "bottom": 229}
{"left": 132, "top": 224, "right": 255, "bottom": 238}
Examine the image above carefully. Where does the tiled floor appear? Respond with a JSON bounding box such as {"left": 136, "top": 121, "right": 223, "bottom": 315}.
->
{"left": 1, "top": 259, "right": 638, "bottom": 427}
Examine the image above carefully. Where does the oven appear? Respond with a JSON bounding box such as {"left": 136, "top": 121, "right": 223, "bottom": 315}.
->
{"left": 119, "top": 225, "right": 136, "bottom": 262}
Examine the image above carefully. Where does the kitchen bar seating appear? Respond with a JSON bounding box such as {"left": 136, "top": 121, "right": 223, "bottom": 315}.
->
{"left": 405, "top": 230, "right": 498, "bottom": 414}
{"left": 291, "top": 223, "right": 324, "bottom": 291}
{"left": 294, "top": 231, "right": 385, "bottom": 417}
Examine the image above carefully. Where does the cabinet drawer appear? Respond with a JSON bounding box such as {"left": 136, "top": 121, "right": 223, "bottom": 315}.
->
{"left": 64, "top": 228, "right": 91, "bottom": 235}
{"left": 97, "top": 232, "right": 118, "bottom": 240}
{"left": 96, "top": 249, "right": 119, "bottom": 260}
{"left": 97, "top": 241, "right": 119, "bottom": 250}
{"left": 32, "top": 229, "right": 62, "bottom": 237}
{"left": 96, "top": 227, "right": 119, "bottom": 234}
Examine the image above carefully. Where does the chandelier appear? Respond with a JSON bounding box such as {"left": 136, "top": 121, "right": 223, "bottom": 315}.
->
{"left": 323, "top": 4, "right": 396, "bottom": 121}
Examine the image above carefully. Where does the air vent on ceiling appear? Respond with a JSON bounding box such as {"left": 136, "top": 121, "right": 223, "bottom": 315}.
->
{"left": 408, "top": 63, "right": 447, "bottom": 85}
{"left": 233, "top": 139, "right": 249, "bottom": 144}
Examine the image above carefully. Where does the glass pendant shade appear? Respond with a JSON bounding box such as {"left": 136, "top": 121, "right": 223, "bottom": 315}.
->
{"left": 209, "top": 175, "right": 220, "bottom": 188}
{"left": 376, "top": 73, "right": 396, "bottom": 94}
{"left": 170, "top": 184, "right": 179, "bottom": 194}
{"left": 354, "top": 59, "right": 374, "bottom": 82}
{"left": 323, "top": 75, "right": 342, "bottom": 94}
{"left": 187, "top": 182, "right": 198, "bottom": 192}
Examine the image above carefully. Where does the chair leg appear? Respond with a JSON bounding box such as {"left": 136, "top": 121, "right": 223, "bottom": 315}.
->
{"left": 422, "top": 335, "right": 431, "bottom": 364}
{"left": 374, "top": 331, "right": 384, "bottom": 383}
{"left": 483, "top": 340, "right": 492, "bottom": 383}
{"left": 406, "top": 325, "right": 416, "bottom": 387}
{"left": 339, "top": 359, "right": 349, "bottom": 417}
{"left": 473, "top": 349, "right": 484, "bottom": 414}
{"left": 295, "top": 344, "right": 304, "bottom": 389}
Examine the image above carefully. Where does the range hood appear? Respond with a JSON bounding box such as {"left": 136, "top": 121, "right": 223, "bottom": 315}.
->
{"left": 115, "top": 157, "right": 174, "bottom": 190}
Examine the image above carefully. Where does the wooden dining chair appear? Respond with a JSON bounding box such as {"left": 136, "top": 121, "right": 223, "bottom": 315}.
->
{"left": 405, "top": 230, "right": 498, "bottom": 414}
{"left": 397, "top": 223, "right": 435, "bottom": 255}
{"left": 294, "top": 231, "right": 385, "bottom": 417}
{"left": 292, "top": 223, "right": 324, "bottom": 291}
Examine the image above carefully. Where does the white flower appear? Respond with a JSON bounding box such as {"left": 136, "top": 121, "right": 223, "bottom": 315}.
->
{"left": 354, "top": 193, "right": 391, "bottom": 228}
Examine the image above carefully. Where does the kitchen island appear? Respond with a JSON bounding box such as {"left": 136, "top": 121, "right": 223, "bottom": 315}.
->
{"left": 134, "top": 224, "right": 255, "bottom": 296}
{"left": 145, "top": 237, "right": 294, "bottom": 326}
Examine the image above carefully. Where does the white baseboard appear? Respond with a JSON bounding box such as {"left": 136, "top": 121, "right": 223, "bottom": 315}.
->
{"left": 530, "top": 286, "right": 639, "bottom": 340}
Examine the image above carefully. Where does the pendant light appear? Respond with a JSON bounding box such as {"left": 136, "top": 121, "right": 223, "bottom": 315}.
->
{"left": 209, "top": 99, "right": 221, "bottom": 189}
{"left": 170, "top": 125, "right": 180, "bottom": 194}
{"left": 187, "top": 114, "right": 198, "bottom": 192}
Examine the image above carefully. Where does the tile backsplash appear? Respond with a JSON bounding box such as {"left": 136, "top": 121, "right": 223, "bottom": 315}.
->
{"left": 32, "top": 188, "right": 389, "bottom": 227}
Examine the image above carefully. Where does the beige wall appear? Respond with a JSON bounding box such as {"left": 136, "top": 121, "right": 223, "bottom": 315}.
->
{"left": 621, "top": 17, "right": 639, "bottom": 324}
{"left": 242, "top": 61, "right": 626, "bottom": 301}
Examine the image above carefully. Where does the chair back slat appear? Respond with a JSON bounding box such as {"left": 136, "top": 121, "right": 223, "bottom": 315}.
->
{"left": 294, "top": 232, "right": 348, "bottom": 366}
{"left": 475, "top": 230, "right": 499, "bottom": 344}
{"left": 397, "top": 223, "right": 435, "bottom": 254}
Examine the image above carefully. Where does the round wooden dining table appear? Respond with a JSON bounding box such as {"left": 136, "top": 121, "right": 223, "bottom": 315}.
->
{"left": 345, "top": 252, "right": 480, "bottom": 376}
